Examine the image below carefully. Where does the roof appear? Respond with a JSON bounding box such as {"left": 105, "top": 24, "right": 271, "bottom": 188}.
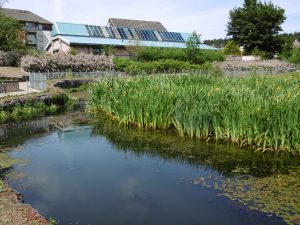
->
{"left": 0, "top": 67, "right": 28, "bottom": 80}
{"left": 108, "top": 18, "right": 167, "bottom": 31}
{"left": 0, "top": 8, "right": 52, "bottom": 24}
{"left": 51, "top": 35, "right": 218, "bottom": 50}
{"left": 53, "top": 22, "right": 89, "bottom": 36}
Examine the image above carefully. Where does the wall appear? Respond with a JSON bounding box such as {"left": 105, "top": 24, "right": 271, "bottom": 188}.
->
{"left": 72, "top": 46, "right": 91, "bottom": 54}
{"left": 37, "top": 30, "right": 52, "bottom": 51}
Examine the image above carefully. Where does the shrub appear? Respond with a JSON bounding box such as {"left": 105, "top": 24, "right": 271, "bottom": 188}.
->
{"left": 113, "top": 58, "right": 213, "bottom": 74}
{"left": 214, "top": 59, "right": 296, "bottom": 72}
{"left": 289, "top": 47, "right": 300, "bottom": 65}
{"left": 21, "top": 53, "right": 114, "bottom": 72}
{"left": 0, "top": 111, "right": 8, "bottom": 123}
{"left": 223, "top": 40, "right": 241, "bottom": 55}
{"left": 0, "top": 51, "right": 23, "bottom": 67}
{"left": 127, "top": 46, "right": 225, "bottom": 63}
{"left": 47, "top": 93, "right": 69, "bottom": 106}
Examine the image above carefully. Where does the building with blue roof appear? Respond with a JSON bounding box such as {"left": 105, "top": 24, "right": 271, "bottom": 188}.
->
{"left": 46, "top": 18, "right": 218, "bottom": 56}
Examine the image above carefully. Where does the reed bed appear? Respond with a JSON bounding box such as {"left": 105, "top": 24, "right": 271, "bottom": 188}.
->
{"left": 87, "top": 73, "right": 300, "bottom": 153}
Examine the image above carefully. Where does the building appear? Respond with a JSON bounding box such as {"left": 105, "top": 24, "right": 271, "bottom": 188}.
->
{"left": 0, "top": 8, "right": 52, "bottom": 50}
{"left": 46, "top": 18, "right": 217, "bottom": 55}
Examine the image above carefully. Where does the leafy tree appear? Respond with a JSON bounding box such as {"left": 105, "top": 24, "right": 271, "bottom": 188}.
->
{"left": 223, "top": 40, "right": 241, "bottom": 55}
{"left": 0, "top": 13, "right": 26, "bottom": 52}
{"left": 227, "top": 0, "right": 285, "bottom": 58}
{"left": 185, "top": 31, "right": 201, "bottom": 63}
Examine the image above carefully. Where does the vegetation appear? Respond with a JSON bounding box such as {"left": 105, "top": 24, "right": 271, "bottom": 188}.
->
{"left": 203, "top": 38, "right": 229, "bottom": 49}
{"left": 185, "top": 31, "right": 201, "bottom": 63}
{"left": 0, "top": 12, "right": 26, "bottom": 52}
{"left": 21, "top": 52, "right": 113, "bottom": 72}
{"left": 227, "top": 0, "right": 285, "bottom": 57}
{"left": 88, "top": 73, "right": 300, "bottom": 153}
{"left": 223, "top": 40, "right": 241, "bottom": 56}
{"left": 113, "top": 57, "right": 214, "bottom": 75}
{"left": 125, "top": 46, "right": 225, "bottom": 63}
{"left": 0, "top": 51, "right": 23, "bottom": 67}
{"left": 214, "top": 59, "right": 296, "bottom": 73}
{"left": 289, "top": 47, "right": 300, "bottom": 65}
{"left": 0, "top": 93, "right": 70, "bottom": 124}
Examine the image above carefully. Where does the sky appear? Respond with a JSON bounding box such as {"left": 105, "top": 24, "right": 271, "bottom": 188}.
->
{"left": 3, "top": 0, "right": 300, "bottom": 40}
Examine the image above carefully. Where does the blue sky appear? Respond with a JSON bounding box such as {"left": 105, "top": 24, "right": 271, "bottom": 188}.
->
{"left": 4, "top": 0, "right": 300, "bottom": 40}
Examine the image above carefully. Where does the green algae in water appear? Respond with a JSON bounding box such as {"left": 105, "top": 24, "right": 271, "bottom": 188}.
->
{"left": 0, "top": 153, "right": 30, "bottom": 171}
{"left": 211, "top": 168, "right": 300, "bottom": 225}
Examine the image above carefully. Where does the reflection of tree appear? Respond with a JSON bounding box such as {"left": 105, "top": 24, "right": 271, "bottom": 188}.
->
{"left": 91, "top": 114, "right": 300, "bottom": 178}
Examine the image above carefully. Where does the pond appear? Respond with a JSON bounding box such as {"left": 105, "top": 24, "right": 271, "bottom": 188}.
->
{"left": 1, "top": 113, "right": 300, "bottom": 225}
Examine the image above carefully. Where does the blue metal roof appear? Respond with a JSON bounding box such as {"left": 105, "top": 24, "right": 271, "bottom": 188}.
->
{"left": 59, "top": 35, "right": 217, "bottom": 50}
{"left": 53, "top": 22, "right": 218, "bottom": 50}
{"left": 55, "top": 22, "right": 89, "bottom": 36}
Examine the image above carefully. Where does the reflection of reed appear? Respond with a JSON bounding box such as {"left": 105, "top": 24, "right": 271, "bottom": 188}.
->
{"left": 91, "top": 114, "right": 300, "bottom": 178}
{"left": 0, "top": 119, "right": 49, "bottom": 142}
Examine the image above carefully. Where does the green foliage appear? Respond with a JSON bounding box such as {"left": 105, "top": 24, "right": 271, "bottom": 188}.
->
{"left": 68, "top": 48, "right": 77, "bottom": 56}
{"left": 49, "top": 217, "right": 57, "bottom": 225}
{"left": 223, "top": 40, "right": 241, "bottom": 55}
{"left": 0, "top": 179, "right": 4, "bottom": 192}
{"left": 88, "top": 73, "right": 300, "bottom": 153}
{"left": 0, "top": 12, "right": 26, "bottom": 52}
{"left": 288, "top": 47, "right": 300, "bottom": 65}
{"left": 101, "top": 45, "right": 115, "bottom": 57}
{"left": 0, "top": 110, "right": 8, "bottom": 123}
{"left": 203, "top": 38, "right": 229, "bottom": 49}
{"left": 185, "top": 31, "right": 201, "bottom": 63}
{"left": 48, "top": 93, "right": 69, "bottom": 106}
{"left": 129, "top": 46, "right": 224, "bottom": 63}
{"left": 227, "top": 0, "right": 285, "bottom": 57}
{"left": 113, "top": 57, "right": 213, "bottom": 75}
{"left": 0, "top": 94, "right": 70, "bottom": 124}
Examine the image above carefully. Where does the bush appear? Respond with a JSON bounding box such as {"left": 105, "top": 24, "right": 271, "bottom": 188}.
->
{"left": 127, "top": 46, "right": 225, "bottom": 63}
{"left": 0, "top": 51, "right": 23, "bottom": 67}
{"left": 113, "top": 58, "right": 213, "bottom": 75}
{"left": 21, "top": 53, "right": 114, "bottom": 72}
{"left": 214, "top": 59, "right": 296, "bottom": 72}
{"left": 289, "top": 47, "right": 300, "bottom": 65}
{"left": 223, "top": 41, "right": 241, "bottom": 55}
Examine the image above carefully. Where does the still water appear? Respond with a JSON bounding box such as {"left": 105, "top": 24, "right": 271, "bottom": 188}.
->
{"left": 2, "top": 115, "right": 299, "bottom": 225}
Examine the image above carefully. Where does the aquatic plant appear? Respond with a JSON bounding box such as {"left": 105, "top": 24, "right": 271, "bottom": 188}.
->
{"left": 88, "top": 72, "right": 300, "bottom": 153}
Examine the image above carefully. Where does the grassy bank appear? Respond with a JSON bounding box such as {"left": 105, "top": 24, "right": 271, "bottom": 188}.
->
{"left": 88, "top": 72, "right": 300, "bottom": 153}
{"left": 0, "top": 93, "right": 70, "bottom": 124}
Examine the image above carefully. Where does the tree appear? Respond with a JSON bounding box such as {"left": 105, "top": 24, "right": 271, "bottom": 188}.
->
{"left": 227, "top": 0, "right": 285, "bottom": 58}
{"left": 0, "top": 13, "right": 26, "bottom": 52}
{"left": 223, "top": 40, "right": 241, "bottom": 55}
{"left": 185, "top": 31, "right": 201, "bottom": 63}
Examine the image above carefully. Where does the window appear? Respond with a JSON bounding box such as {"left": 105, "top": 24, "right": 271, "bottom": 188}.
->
{"left": 92, "top": 47, "right": 101, "bottom": 55}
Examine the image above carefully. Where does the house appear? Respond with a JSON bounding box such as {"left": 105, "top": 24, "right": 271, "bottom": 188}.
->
{"left": 46, "top": 18, "right": 217, "bottom": 55}
{"left": 0, "top": 8, "right": 52, "bottom": 50}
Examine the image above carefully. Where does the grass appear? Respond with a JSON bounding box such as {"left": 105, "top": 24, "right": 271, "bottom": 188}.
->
{"left": 87, "top": 72, "right": 300, "bottom": 153}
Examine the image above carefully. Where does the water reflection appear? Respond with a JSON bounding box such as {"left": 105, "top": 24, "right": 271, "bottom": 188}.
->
{"left": 1, "top": 113, "right": 299, "bottom": 225}
{"left": 91, "top": 115, "right": 300, "bottom": 178}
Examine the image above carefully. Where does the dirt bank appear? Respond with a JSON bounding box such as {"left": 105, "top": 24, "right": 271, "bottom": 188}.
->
{"left": 0, "top": 182, "right": 49, "bottom": 225}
